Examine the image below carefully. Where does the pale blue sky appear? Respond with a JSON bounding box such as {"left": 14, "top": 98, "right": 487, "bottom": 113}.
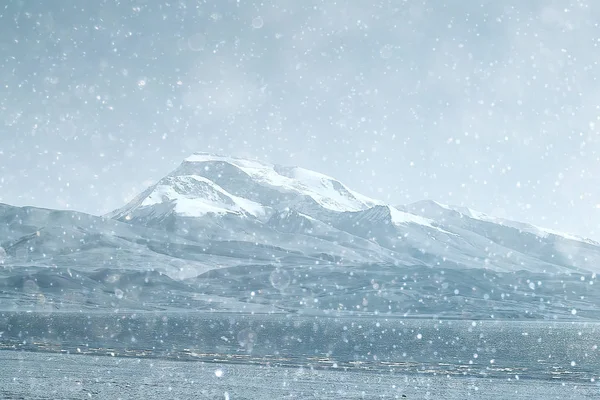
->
{"left": 1, "top": 0, "right": 599, "bottom": 238}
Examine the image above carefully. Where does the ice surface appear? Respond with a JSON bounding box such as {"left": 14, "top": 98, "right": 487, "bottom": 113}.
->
{"left": 2, "top": 350, "right": 598, "bottom": 399}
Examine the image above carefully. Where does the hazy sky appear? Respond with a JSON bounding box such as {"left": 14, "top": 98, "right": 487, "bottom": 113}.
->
{"left": 1, "top": 0, "right": 599, "bottom": 239}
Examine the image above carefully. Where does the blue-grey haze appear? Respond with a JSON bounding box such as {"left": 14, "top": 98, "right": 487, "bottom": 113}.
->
{"left": 1, "top": 0, "right": 599, "bottom": 238}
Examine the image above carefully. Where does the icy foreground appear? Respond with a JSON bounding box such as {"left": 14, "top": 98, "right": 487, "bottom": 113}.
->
{"left": 1, "top": 153, "right": 600, "bottom": 319}
{"left": 2, "top": 348, "right": 598, "bottom": 399}
{"left": 2, "top": 315, "right": 600, "bottom": 395}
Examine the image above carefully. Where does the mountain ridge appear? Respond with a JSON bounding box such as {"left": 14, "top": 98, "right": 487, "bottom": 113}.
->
{"left": 1, "top": 153, "right": 600, "bottom": 319}
{"left": 109, "top": 152, "right": 596, "bottom": 249}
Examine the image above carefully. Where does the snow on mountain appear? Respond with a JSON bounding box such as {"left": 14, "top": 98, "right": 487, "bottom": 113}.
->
{"left": 397, "top": 199, "right": 600, "bottom": 275}
{"left": 110, "top": 153, "right": 441, "bottom": 234}
{"left": 183, "top": 153, "right": 381, "bottom": 212}
{"left": 448, "top": 205, "right": 597, "bottom": 245}
{"left": 141, "top": 175, "right": 265, "bottom": 218}
{"left": 104, "top": 153, "right": 600, "bottom": 276}
{"left": 332, "top": 205, "right": 453, "bottom": 236}
{"left": 266, "top": 209, "right": 315, "bottom": 234}
{"left": 109, "top": 175, "right": 265, "bottom": 221}
{"left": 5, "top": 153, "right": 600, "bottom": 319}
{"left": 404, "top": 200, "right": 597, "bottom": 245}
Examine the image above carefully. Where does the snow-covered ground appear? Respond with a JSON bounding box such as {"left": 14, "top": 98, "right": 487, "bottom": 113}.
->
{"left": 2, "top": 348, "right": 598, "bottom": 399}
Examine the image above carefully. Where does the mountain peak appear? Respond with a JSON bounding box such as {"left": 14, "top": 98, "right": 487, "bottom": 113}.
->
{"left": 110, "top": 153, "right": 383, "bottom": 223}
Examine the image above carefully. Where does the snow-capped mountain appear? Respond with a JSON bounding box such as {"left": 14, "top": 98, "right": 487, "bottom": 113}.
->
{"left": 110, "top": 152, "right": 404, "bottom": 222}
{"left": 104, "top": 153, "right": 600, "bottom": 275}
{"left": 2, "top": 153, "right": 600, "bottom": 319}
{"left": 107, "top": 153, "right": 451, "bottom": 247}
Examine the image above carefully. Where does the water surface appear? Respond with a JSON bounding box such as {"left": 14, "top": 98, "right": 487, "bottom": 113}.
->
{"left": 1, "top": 312, "right": 599, "bottom": 383}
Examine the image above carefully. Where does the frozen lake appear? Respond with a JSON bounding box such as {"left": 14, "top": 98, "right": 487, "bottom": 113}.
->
{"left": 1, "top": 312, "right": 600, "bottom": 398}
{"left": 1, "top": 350, "right": 599, "bottom": 399}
